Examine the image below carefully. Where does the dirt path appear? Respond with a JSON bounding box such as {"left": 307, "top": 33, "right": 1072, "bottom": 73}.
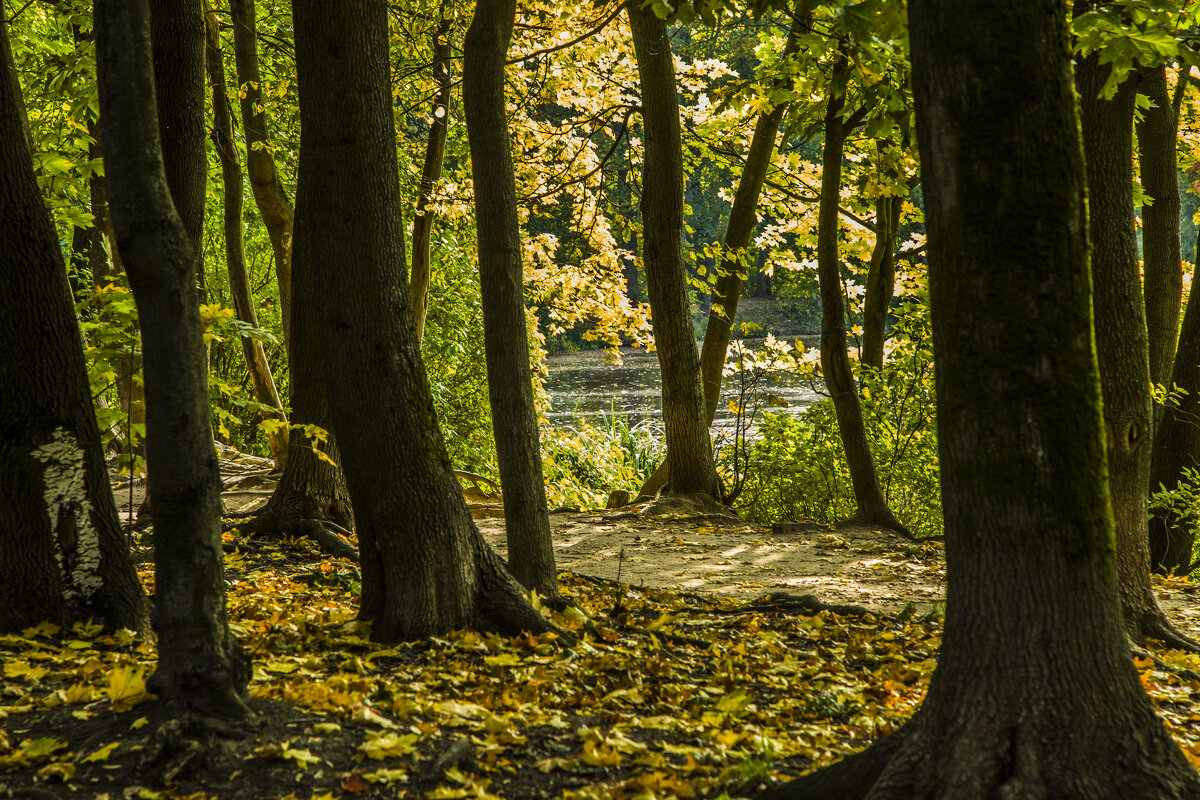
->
{"left": 112, "top": 452, "right": 1200, "bottom": 639}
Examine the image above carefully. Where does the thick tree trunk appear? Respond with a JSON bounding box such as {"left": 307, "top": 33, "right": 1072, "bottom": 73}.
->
{"left": 860, "top": 194, "right": 901, "bottom": 371}
{"left": 761, "top": 3, "right": 1200, "bottom": 795}
{"left": 627, "top": 3, "right": 720, "bottom": 499}
{"left": 204, "top": 6, "right": 288, "bottom": 469}
{"left": 411, "top": 12, "right": 452, "bottom": 344}
{"left": 230, "top": 0, "right": 294, "bottom": 345}
{"left": 1137, "top": 65, "right": 1183, "bottom": 397}
{"left": 95, "top": 0, "right": 249, "bottom": 717}
{"left": 816, "top": 65, "right": 905, "bottom": 533}
{"left": 1077, "top": 49, "right": 1194, "bottom": 647}
{"left": 463, "top": 0, "right": 557, "bottom": 596}
{"left": 1149, "top": 236, "right": 1200, "bottom": 573}
{"left": 0, "top": 16, "right": 148, "bottom": 634}
{"left": 292, "top": 0, "right": 553, "bottom": 641}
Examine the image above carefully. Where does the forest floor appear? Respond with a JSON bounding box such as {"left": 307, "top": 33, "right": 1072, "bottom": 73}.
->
{"left": 4, "top": 455, "right": 1200, "bottom": 799}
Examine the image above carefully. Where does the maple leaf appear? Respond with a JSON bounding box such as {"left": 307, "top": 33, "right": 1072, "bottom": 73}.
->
{"left": 358, "top": 731, "right": 419, "bottom": 760}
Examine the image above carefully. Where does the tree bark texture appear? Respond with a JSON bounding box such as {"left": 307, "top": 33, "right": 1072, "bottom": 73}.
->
{"left": 816, "top": 64, "right": 904, "bottom": 533}
{"left": 149, "top": 0, "right": 206, "bottom": 281}
{"left": 627, "top": 3, "right": 720, "bottom": 499}
{"left": 1149, "top": 237, "right": 1200, "bottom": 573}
{"left": 0, "top": 16, "right": 148, "bottom": 634}
{"left": 860, "top": 194, "right": 901, "bottom": 371}
{"left": 638, "top": 12, "right": 804, "bottom": 500}
{"left": 292, "top": 0, "right": 553, "bottom": 642}
{"left": 759, "top": 2, "right": 1200, "bottom": 795}
{"left": 463, "top": 0, "right": 557, "bottom": 596}
{"left": 1077, "top": 49, "right": 1192, "bottom": 647}
{"left": 204, "top": 6, "right": 289, "bottom": 469}
{"left": 95, "top": 0, "right": 250, "bottom": 718}
{"left": 412, "top": 11, "right": 452, "bottom": 344}
{"left": 1137, "top": 65, "right": 1183, "bottom": 396}
{"left": 230, "top": 0, "right": 294, "bottom": 345}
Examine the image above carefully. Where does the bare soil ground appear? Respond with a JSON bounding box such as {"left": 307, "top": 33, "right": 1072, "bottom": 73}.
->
{"left": 112, "top": 451, "right": 1200, "bottom": 639}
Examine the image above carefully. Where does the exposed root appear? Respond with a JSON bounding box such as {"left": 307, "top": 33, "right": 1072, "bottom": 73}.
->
{"left": 1134, "top": 612, "right": 1200, "bottom": 654}
{"left": 229, "top": 513, "right": 358, "bottom": 561}
{"left": 727, "top": 592, "right": 873, "bottom": 618}
{"left": 841, "top": 511, "right": 915, "bottom": 541}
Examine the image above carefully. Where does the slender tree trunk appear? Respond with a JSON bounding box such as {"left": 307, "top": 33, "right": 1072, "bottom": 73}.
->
{"left": 230, "top": 0, "right": 293, "bottom": 345}
{"left": 150, "top": 0, "right": 206, "bottom": 281}
{"left": 1149, "top": 231, "right": 1200, "bottom": 573}
{"left": 861, "top": 194, "right": 901, "bottom": 371}
{"left": 762, "top": 2, "right": 1200, "bottom": 794}
{"left": 463, "top": 0, "right": 557, "bottom": 595}
{"left": 639, "top": 11, "right": 804, "bottom": 499}
{"left": 95, "top": 0, "right": 250, "bottom": 717}
{"left": 0, "top": 15, "right": 148, "bottom": 634}
{"left": 1137, "top": 65, "right": 1182, "bottom": 397}
{"left": 815, "top": 60, "right": 905, "bottom": 533}
{"left": 627, "top": 3, "right": 720, "bottom": 499}
{"left": 204, "top": 5, "right": 288, "bottom": 468}
{"left": 1077, "top": 48, "right": 1195, "bottom": 648}
{"left": 292, "top": 0, "right": 552, "bottom": 642}
{"left": 412, "top": 11, "right": 452, "bottom": 344}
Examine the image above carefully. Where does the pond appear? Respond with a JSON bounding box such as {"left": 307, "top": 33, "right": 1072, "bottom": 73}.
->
{"left": 543, "top": 339, "right": 824, "bottom": 436}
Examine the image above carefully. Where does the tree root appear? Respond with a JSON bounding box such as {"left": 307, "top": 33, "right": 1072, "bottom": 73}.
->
{"left": 840, "top": 511, "right": 915, "bottom": 541}
{"left": 756, "top": 725, "right": 906, "bottom": 799}
{"left": 1134, "top": 611, "right": 1200, "bottom": 654}
{"left": 726, "top": 592, "right": 874, "bottom": 618}
{"left": 227, "top": 514, "right": 358, "bottom": 561}
{"left": 1129, "top": 643, "right": 1200, "bottom": 682}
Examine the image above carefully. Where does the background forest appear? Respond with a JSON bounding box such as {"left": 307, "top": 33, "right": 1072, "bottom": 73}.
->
{"left": 10, "top": 0, "right": 1200, "bottom": 797}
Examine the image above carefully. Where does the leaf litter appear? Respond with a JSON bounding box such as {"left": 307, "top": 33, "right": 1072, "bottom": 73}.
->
{"left": 3, "top": 505, "right": 1200, "bottom": 798}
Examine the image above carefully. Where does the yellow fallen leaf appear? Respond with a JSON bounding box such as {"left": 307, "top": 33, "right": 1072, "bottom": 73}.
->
{"left": 312, "top": 722, "right": 342, "bottom": 735}
{"left": 37, "top": 760, "right": 75, "bottom": 781}
{"left": 359, "top": 731, "right": 419, "bottom": 760}
{"left": 130, "top": 716, "right": 149, "bottom": 730}
{"left": 107, "top": 664, "right": 148, "bottom": 704}
{"left": 363, "top": 767, "right": 409, "bottom": 783}
{"left": 83, "top": 742, "right": 120, "bottom": 763}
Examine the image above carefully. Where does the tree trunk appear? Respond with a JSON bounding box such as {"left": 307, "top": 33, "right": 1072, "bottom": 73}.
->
{"left": 1077, "top": 47, "right": 1194, "bottom": 648}
{"left": 411, "top": 11, "right": 452, "bottom": 344}
{"left": 150, "top": 0, "right": 206, "bottom": 281}
{"left": 816, "top": 61, "right": 905, "bottom": 533}
{"left": 860, "top": 194, "right": 901, "bottom": 371}
{"left": 292, "top": 0, "right": 553, "bottom": 642}
{"left": 204, "top": 5, "right": 289, "bottom": 469}
{"left": 95, "top": 0, "right": 249, "bottom": 717}
{"left": 627, "top": 3, "right": 720, "bottom": 499}
{"left": 1137, "top": 64, "right": 1182, "bottom": 398}
{"left": 760, "top": 3, "right": 1200, "bottom": 795}
{"left": 0, "top": 15, "right": 148, "bottom": 634}
{"left": 463, "top": 0, "right": 557, "bottom": 596}
{"left": 230, "top": 0, "right": 294, "bottom": 345}
{"left": 639, "top": 11, "right": 804, "bottom": 499}
{"left": 1149, "top": 233, "right": 1200, "bottom": 573}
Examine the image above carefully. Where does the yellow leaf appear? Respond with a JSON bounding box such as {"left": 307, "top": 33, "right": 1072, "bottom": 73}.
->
{"left": 363, "top": 767, "right": 409, "bottom": 783}
{"left": 359, "top": 731, "right": 419, "bottom": 760}
{"left": 107, "top": 664, "right": 150, "bottom": 707}
{"left": 37, "top": 761, "right": 75, "bottom": 781}
{"left": 83, "top": 742, "right": 120, "bottom": 763}
{"left": 312, "top": 722, "right": 342, "bottom": 735}
{"left": 130, "top": 716, "right": 150, "bottom": 730}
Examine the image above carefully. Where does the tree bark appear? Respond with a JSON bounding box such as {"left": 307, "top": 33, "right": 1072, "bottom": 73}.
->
{"left": 292, "top": 0, "right": 554, "bottom": 642}
{"left": 639, "top": 10, "right": 804, "bottom": 499}
{"left": 204, "top": 5, "right": 289, "bottom": 469}
{"left": 816, "top": 58, "right": 905, "bottom": 533}
{"left": 463, "top": 0, "right": 557, "bottom": 596}
{"left": 95, "top": 0, "right": 249, "bottom": 717}
{"left": 760, "top": 3, "right": 1200, "bottom": 795}
{"left": 1149, "top": 233, "right": 1200, "bottom": 573}
{"left": 627, "top": 3, "right": 720, "bottom": 499}
{"left": 1077, "top": 46, "right": 1194, "bottom": 647}
{"left": 230, "top": 0, "right": 294, "bottom": 345}
{"left": 1137, "top": 65, "right": 1182, "bottom": 397}
{"left": 0, "top": 15, "right": 148, "bottom": 634}
{"left": 412, "top": 11, "right": 452, "bottom": 344}
{"left": 860, "top": 194, "right": 901, "bottom": 371}
{"left": 149, "top": 0, "right": 206, "bottom": 282}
